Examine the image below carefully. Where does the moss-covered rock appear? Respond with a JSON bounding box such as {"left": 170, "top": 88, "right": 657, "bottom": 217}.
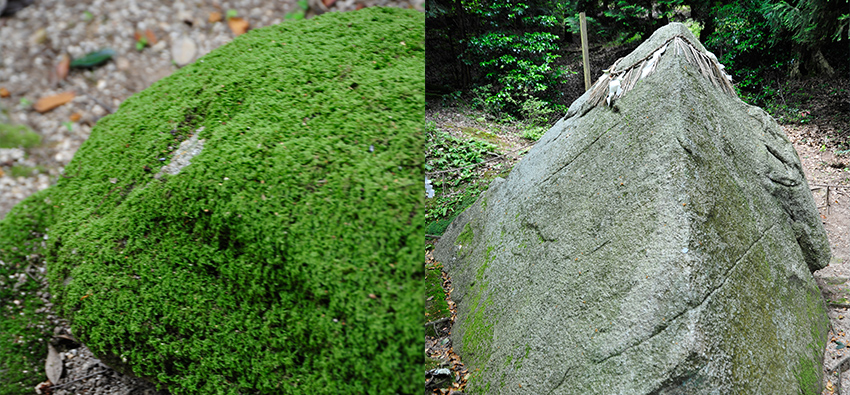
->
{"left": 0, "top": 7, "right": 423, "bottom": 394}
{"left": 434, "top": 23, "right": 829, "bottom": 394}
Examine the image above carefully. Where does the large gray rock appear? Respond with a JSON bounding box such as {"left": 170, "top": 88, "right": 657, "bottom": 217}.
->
{"left": 434, "top": 23, "right": 831, "bottom": 394}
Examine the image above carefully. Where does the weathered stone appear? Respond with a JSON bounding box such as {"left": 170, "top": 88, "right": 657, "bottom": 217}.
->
{"left": 434, "top": 23, "right": 830, "bottom": 394}
{"left": 0, "top": 7, "right": 423, "bottom": 394}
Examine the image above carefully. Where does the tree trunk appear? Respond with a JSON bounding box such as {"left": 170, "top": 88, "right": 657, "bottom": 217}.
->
{"left": 810, "top": 48, "right": 835, "bottom": 77}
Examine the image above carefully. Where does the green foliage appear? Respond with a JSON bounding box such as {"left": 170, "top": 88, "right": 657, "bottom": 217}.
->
{"left": 135, "top": 36, "right": 148, "bottom": 51}
{"left": 705, "top": 1, "right": 788, "bottom": 107}
{"left": 761, "top": 0, "right": 850, "bottom": 46}
{"left": 601, "top": 0, "right": 683, "bottom": 42}
{"left": 425, "top": 181, "right": 488, "bottom": 234}
{"left": 284, "top": 0, "right": 309, "bottom": 21}
{"left": 2, "top": 8, "right": 425, "bottom": 394}
{"left": 461, "top": 0, "right": 573, "bottom": 116}
{"left": 426, "top": 128, "right": 499, "bottom": 188}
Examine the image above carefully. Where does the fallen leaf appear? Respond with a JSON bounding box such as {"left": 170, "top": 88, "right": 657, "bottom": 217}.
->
{"left": 33, "top": 92, "right": 75, "bottom": 113}
{"left": 0, "top": 87, "right": 9, "bottom": 98}
{"left": 368, "top": 293, "right": 377, "bottom": 299}
{"left": 134, "top": 31, "right": 142, "bottom": 42}
{"left": 29, "top": 28, "right": 47, "bottom": 45}
{"left": 145, "top": 29, "right": 158, "bottom": 45}
{"left": 70, "top": 48, "right": 116, "bottom": 68}
{"left": 209, "top": 11, "right": 222, "bottom": 23}
{"left": 426, "top": 295, "right": 434, "bottom": 301}
{"left": 227, "top": 17, "right": 250, "bottom": 36}
{"left": 323, "top": 0, "right": 337, "bottom": 7}
{"left": 56, "top": 54, "right": 70, "bottom": 81}
{"left": 69, "top": 112, "right": 81, "bottom": 122}
{"left": 45, "top": 343, "right": 63, "bottom": 384}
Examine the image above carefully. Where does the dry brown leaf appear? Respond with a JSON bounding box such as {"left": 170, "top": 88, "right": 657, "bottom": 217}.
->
{"left": 45, "top": 343, "right": 63, "bottom": 384}
{"left": 209, "top": 11, "right": 222, "bottom": 23}
{"left": 0, "top": 87, "right": 9, "bottom": 98}
{"left": 145, "top": 29, "right": 158, "bottom": 45}
{"left": 368, "top": 293, "right": 377, "bottom": 299}
{"left": 56, "top": 54, "right": 70, "bottom": 81}
{"left": 29, "top": 28, "right": 47, "bottom": 46}
{"left": 34, "top": 91, "right": 75, "bottom": 113}
{"left": 69, "top": 112, "right": 81, "bottom": 122}
{"left": 134, "top": 31, "right": 142, "bottom": 42}
{"left": 323, "top": 0, "right": 337, "bottom": 7}
{"left": 227, "top": 17, "right": 250, "bottom": 36}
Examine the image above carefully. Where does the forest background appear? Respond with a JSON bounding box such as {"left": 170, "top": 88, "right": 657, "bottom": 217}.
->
{"left": 424, "top": 0, "right": 850, "bottom": 236}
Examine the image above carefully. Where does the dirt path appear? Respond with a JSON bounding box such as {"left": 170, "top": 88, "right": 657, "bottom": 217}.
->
{"left": 785, "top": 123, "right": 850, "bottom": 394}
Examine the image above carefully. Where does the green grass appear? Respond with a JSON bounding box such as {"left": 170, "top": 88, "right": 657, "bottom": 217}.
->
{"left": 0, "top": 7, "right": 424, "bottom": 395}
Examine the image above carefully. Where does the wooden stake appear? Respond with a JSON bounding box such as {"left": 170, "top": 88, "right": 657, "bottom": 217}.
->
{"left": 580, "top": 12, "right": 591, "bottom": 91}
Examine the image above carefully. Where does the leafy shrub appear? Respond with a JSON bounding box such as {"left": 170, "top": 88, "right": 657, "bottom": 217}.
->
{"left": 705, "top": 1, "right": 788, "bottom": 107}
{"left": 461, "top": 0, "right": 574, "bottom": 116}
{"left": 426, "top": 128, "right": 499, "bottom": 188}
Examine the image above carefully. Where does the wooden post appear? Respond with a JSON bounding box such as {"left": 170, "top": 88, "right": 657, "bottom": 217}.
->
{"left": 580, "top": 12, "right": 591, "bottom": 91}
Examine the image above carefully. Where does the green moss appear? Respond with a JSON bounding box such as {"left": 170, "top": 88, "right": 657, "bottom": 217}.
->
{"left": 461, "top": 254, "right": 495, "bottom": 392}
{"left": 425, "top": 262, "right": 450, "bottom": 335}
{"left": 0, "top": 190, "right": 57, "bottom": 394}
{"left": 460, "top": 127, "right": 500, "bottom": 145}
{"left": 457, "top": 222, "right": 474, "bottom": 247}
{"left": 0, "top": 123, "right": 40, "bottom": 149}
{"left": 1, "top": 8, "right": 424, "bottom": 395}
{"left": 795, "top": 356, "right": 819, "bottom": 395}
{"left": 8, "top": 165, "right": 45, "bottom": 178}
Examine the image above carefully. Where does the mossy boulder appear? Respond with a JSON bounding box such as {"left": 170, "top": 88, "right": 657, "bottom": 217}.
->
{"left": 434, "top": 23, "right": 829, "bottom": 394}
{"left": 0, "top": 7, "right": 423, "bottom": 394}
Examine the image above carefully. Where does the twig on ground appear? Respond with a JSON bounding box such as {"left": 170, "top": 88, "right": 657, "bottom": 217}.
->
{"left": 84, "top": 93, "right": 115, "bottom": 114}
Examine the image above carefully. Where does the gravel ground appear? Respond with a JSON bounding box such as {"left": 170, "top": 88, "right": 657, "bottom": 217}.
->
{"left": 0, "top": 0, "right": 421, "bottom": 393}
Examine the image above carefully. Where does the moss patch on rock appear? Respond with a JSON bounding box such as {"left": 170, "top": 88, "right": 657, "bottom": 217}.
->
{"left": 0, "top": 189, "right": 56, "bottom": 394}
{"left": 0, "top": 7, "right": 423, "bottom": 394}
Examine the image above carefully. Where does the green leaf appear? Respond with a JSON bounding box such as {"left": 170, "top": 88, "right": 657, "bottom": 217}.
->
{"left": 70, "top": 48, "right": 116, "bottom": 68}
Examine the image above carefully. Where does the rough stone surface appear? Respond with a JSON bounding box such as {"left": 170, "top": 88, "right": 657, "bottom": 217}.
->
{"left": 434, "top": 23, "right": 830, "bottom": 394}
{"left": 1, "top": 7, "right": 423, "bottom": 394}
